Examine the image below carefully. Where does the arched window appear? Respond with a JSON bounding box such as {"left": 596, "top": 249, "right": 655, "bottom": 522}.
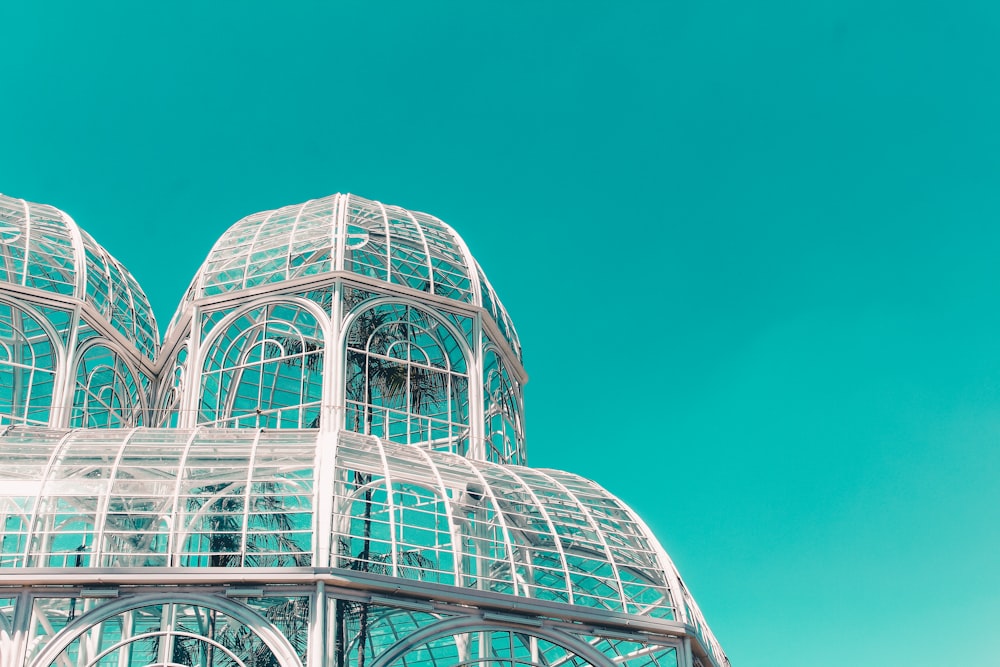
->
{"left": 199, "top": 303, "right": 324, "bottom": 429}
{"left": 0, "top": 301, "right": 57, "bottom": 426}
{"left": 71, "top": 344, "right": 145, "bottom": 428}
{"left": 345, "top": 303, "right": 469, "bottom": 452}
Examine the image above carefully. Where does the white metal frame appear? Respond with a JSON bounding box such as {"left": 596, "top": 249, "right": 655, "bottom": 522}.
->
{"left": 0, "top": 191, "right": 729, "bottom": 667}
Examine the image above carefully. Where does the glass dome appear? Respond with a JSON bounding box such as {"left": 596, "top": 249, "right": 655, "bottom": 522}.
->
{"left": 0, "top": 194, "right": 158, "bottom": 430}
{"left": 159, "top": 193, "right": 526, "bottom": 466}
{"left": 0, "top": 194, "right": 159, "bottom": 360}
{"left": 166, "top": 193, "right": 519, "bottom": 361}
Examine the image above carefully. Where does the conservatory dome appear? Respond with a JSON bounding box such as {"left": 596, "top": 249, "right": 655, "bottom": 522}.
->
{"left": 166, "top": 193, "right": 519, "bottom": 360}
{"left": 0, "top": 194, "right": 159, "bottom": 360}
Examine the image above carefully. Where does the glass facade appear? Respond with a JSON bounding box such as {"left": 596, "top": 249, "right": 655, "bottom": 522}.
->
{"left": 0, "top": 193, "right": 728, "bottom": 667}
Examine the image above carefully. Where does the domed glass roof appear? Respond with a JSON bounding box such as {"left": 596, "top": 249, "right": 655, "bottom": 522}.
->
{"left": 0, "top": 194, "right": 159, "bottom": 360}
{"left": 169, "top": 193, "right": 520, "bottom": 359}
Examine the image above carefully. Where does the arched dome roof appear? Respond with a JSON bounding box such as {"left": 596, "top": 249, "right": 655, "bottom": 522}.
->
{"left": 0, "top": 194, "right": 159, "bottom": 360}
{"left": 168, "top": 193, "right": 520, "bottom": 359}
{"left": 0, "top": 426, "right": 724, "bottom": 667}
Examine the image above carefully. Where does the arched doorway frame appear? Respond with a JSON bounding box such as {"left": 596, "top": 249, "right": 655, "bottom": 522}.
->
{"left": 28, "top": 592, "right": 304, "bottom": 667}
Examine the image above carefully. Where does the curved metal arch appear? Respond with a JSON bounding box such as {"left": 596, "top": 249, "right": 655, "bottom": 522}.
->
{"left": 70, "top": 337, "right": 150, "bottom": 419}
{"left": 341, "top": 605, "right": 446, "bottom": 660}
{"left": 82, "top": 628, "right": 249, "bottom": 667}
{"left": 21, "top": 430, "right": 80, "bottom": 565}
{"left": 166, "top": 429, "right": 204, "bottom": 567}
{"left": 28, "top": 593, "right": 304, "bottom": 667}
{"left": 623, "top": 501, "right": 726, "bottom": 665}
{"left": 576, "top": 481, "right": 687, "bottom": 622}
{"left": 91, "top": 427, "right": 142, "bottom": 567}
{"left": 339, "top": 296, "right": 475, "bottom": 371}
{"left": 529, "top": 469, "right": 627, "bottom": 612}
{"left": 238, "top": 206, "right": 285, "bottom": 290}
{"left": 51, "top": 207, "right": 88, "bottom": 299}
{"left": 400, "top": 207, "right": 434, "bottom": 293}
{"left": 406, "top": 444, "right": 464, "bottom": 584}
{"left": 367, "top": 616, "right": 614, "bottom": 667}
{"left": 486, "top": 465, "right": 576, "bottom": 605}
{"left": 448, "top": 454, "right": 524, "bottom": 596}
{"left": 198, "top": 295, "right": 333, "bottom": 367}
{"left": 0, "top": 294, "right": 68, "bottom": 360}
{"left": 214, "top": 317, "right": 322, "bottom": 427}
{"left": 0, "top": 295, "right": 67, "bottom": 381}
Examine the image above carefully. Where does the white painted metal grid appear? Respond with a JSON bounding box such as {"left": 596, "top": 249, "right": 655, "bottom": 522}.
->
{"left": 0, "top": 191, "right": 728, "bottom": 667}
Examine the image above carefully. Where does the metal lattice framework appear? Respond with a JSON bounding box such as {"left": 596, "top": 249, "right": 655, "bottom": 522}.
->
{"left": 0, "top": 194, "right": 156, "bottom": 431}
{"left": 160, "top": 193, "right": 526, "bottom": 466}
{"left": 0, "top": 193, "right": 729, "bottom": 667}
{"left": 168, "top": 194, "right": 519, "bottom": 361}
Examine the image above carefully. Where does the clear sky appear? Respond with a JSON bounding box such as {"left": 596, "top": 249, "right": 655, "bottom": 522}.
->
{"left": 3, "top": 2, "right": 999, "bottom": 665}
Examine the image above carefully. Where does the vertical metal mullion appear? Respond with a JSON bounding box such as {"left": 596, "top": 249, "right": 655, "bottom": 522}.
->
{"left": 307, "top": 580, "right": 326, "bottom": 667}
{"left": 8, "top": 590, "right": 33, "bottom": 667}
{"left": 240, "top": 429, "right": 264, "bottom": 567}
{"left": 469, "top": 311, "right": 484, "bottom": 460}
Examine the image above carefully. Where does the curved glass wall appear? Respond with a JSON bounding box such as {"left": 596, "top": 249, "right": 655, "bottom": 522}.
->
{"left": 0, "top": 428, "right": 678, "bottom": 618}
{"left": 0, "top": 427, "right": 727, "bottom": 665}
{"left": 26, "top": 594, "right": 308, "bottom": 667}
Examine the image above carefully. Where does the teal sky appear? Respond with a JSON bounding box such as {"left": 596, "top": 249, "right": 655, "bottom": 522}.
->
{"left": 4, "top": 2, "right": 999, "bottom": 665}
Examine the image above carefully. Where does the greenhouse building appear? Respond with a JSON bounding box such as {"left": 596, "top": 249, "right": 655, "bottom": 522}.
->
{"left": 0, "top": 192, "right": 730, "bottom": 667}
